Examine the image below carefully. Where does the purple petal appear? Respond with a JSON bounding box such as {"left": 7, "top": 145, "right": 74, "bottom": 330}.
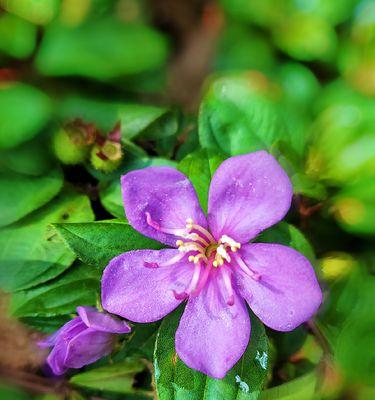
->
{"left": 46, "top": 319, "right": 87, "bottom": 375}
{"left": 208, "top": 151, "right": 293, "bottom": 243}
{"left": 122, "top": 166, "right": 207, "bottom": 247}
{"left": 38, "top": 317, "right": 83, "bottom": 348}
{"left": 64, "top": 329, "right": 115, "bottom": 369}
{"left": 77, "top": 306, "right": 131, "bottom": 334}
{"left": 102, "top": 249, "right": 194, "bottom": 323}
{"left": 235, "top": 243, "right": 322, "bottom": 332}
{"left": 175, "top": 276, "right": 250, "bottom": 379}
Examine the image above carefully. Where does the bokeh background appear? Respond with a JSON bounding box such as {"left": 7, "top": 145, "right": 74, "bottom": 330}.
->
{"left": 0, "top": 0, "right": 374, "bottom": 399}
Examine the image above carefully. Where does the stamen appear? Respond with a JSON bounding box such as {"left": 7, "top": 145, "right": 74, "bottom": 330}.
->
{"left": 188, "top": 233, "right": 210, "bottom": 247}
{"left": 178, "top": 242, "right": 206, "bottom": 254}
{"left": 191, "top": 258, "right": 213, "bottom": 295}
{"left": 233, "top": 253, "right": 261, "bottom": 281}
{"left": 217, "top": 245, "right": 231, "bottom": 262}
{"left": 185, "top": 219, "right": 215, "bottom": 243}
{"left": 173, "top": 262, "right": 202, "bottom": 300}
{"left": 192, "top": 253, "right": 208, "bottom": 264}
{"left": 145, "top": 212, "right": 188, "bottom": 238}
{"left": 220, "top": 235, "right": 241, "bottom": 250}
{"left": 221, "top": 268, "right": 235, "bottom": 306}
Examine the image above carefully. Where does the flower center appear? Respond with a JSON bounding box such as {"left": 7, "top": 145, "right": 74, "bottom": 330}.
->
{"left": 144, "top": 213, "right": 260, "bottom": 305}
{"left": 174, "top": 218, "right": 241, "bottom": 268}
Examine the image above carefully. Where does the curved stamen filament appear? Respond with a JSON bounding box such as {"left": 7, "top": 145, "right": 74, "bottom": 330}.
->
{"left": 191, "top": 258, "right": 213, "bottom": 296}
{"left": 188, "top": 233, "right": 210, "bottom": 247}
{"left": 186, "top": 218, "right": 215, "bottom": 243}
{"left": 176, "top": 241, "right": 206, "bottom": 254}
{"left": 173, "top": 261, "right": 202, "bottom": 300}
{"left": 233, "top": 253, "right": 261, "bottom": 281}
{"left": 145, "top": 212, "right": 188, "bottom": 238}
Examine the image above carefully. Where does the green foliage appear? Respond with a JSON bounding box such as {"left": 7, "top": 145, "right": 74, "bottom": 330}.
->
{"left": 70, "top": 358, "right": 148, "bottom": 394}
{"left": 0, "top": 167, "right": 63, "bottom": 227}
{"left": 53, "top": 220, "right": 162, "bottom": 269}
{"left": 154, "top": 307, "right": 269, "bottom": 400}
{"left": 199, "top": 73, "right": 291, "bottom": 156}
{"left": 259, "top": 371, "right": 317, "bottom": 400}
{"left": 11, "top": 261, "right": 100, "bottom": 317}
{"left": 35, "top": 18, "right": 169, "bottom": 79}
{"left": 0, "top": 13, "right": 36, "bottom": 58}
{"left": 58, "top": 96, "right": 178, "bottom": 139}
{"left": 0, "top": 189, "right": 94, "bottom": 291}
{"left": 178, "top": 149, "right": 226, "bottom": 212}
{"left": 0, "top": 83, "right": 51, "bottom": 149}
{"left": 257, "top": 222, "right": 315, "bottom": 264}
{"left": 0, "top": 1, "right": 373, "bottom": 399}
{"left": 0, "top": 0, "right": 60, "bottom": 25}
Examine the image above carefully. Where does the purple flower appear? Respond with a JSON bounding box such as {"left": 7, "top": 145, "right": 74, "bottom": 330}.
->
{"left": 102, "top": 151, "right": 322, "bottom": 378}
{"left": 39, "top": 306, "right": 131, "bottom": 375}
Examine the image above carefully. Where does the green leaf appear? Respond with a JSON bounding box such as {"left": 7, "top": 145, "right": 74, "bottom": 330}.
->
{"left": 154, "top": 307, "right": 269, "bottom": 400}
{"left": 21, "top": 315, "right": 71, "bottom": 333}
{"left": 0, "top": 189, "right": 94, "bottom": 292}
{"left": 70, "top": 358, "right": 148, "bottom": 394}
{"left": 0, "top": 167, "right": 63, "bottom": 227}
{"left": 335, "top": 311, "right": 375, "bottom": 386}
{"left": 99, "top": 157, "right": 177, "bottom": 218}
{"left": 59, "top": 96, "right": 177, "bottom": 140}
{"left": 0, "top": 13, "right": 36, "bottom": 58}
{"left": 0, "top": 134, "right": 56, "bottom": 176}
{"left": 214, "top": 24, "right": 276, "bottom": 73}
{"left": 120, "top": 104, "right": 178, "bottom": 141}
{"left": 53, "top": 220, "right": 163, "bottom": 269}
{"left": 199, "top": 74, "right": 293, "bottom": 156}
{"left": 290, "top": 173, "right": 327, "bottom": 201}
{"left": 115, "top": 322, "right": 160, "bottom": 361}
{"left": 256, "top": 222, "right": 315, "bottom": 264}
{"left": 178, "top": 149, "right": 226, "bottom": 213}
{"left": 0, "top": 0, "right": 60, "bottom": 25}
{"left": 36, "top": 18, "right": 169, "bottom": 79}
{"left": 10, "top": 262, "right": 100, "bottom": 317}
{"left": 259, "top": 371, "right": 317, "bottom": 400}
{"left": 0, "top": 83, "right": 51, "bottom": 149}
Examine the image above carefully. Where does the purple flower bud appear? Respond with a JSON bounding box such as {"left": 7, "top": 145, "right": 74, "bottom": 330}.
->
{"left": 38, "top": 306, "right": 131, "bottom": 375}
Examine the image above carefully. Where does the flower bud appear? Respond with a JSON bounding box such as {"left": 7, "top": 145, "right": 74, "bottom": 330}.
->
{"left": 52, "top": 119, "right": 96, "bottom": 165}
{"left": 90, "top": 140, "right": 123, "bottom": 173}
{"left": 38, "top": 306, "right": 130, "bottom": 375}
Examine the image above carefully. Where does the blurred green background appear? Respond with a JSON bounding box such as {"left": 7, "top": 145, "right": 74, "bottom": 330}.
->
{"left": 0, "top": 0, "right": 374, "bottom": 399}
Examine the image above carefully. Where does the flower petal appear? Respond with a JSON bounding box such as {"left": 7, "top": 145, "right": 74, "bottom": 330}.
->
{"left": 102, "top": 249, "right": 194, "bottom": 323}
{"left": 77, "top": 306, "right": 131, "bottom": 334}
{"left": 46, "top": 319, "right": 87, "bottom": 375}
{"left": 208, "top": 151, "right": 293, "bottom": 243}
{"left": 122, "top": 166, "right": 207, "bottom": 247}
{"left": 235, "top": 243, "right": 322, "bottom": 331}
{"left": 175, "top": 277, "right": 250, "bottom": 379}
{"left": 64, "top": 329, "right": 115, "bottom": 369}
{"left": 38, "top": 318, "right": 83, "bottom": 349}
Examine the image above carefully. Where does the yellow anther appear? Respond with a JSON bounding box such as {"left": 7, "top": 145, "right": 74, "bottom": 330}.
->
{"left": 176, "top": 240, "right": 184, "bottom": 247}
{"left": 188, "top": 255, "right": 195, "bottom": 262}
{"left": 213, "top": 260, "right": 218, "bottom": 267}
